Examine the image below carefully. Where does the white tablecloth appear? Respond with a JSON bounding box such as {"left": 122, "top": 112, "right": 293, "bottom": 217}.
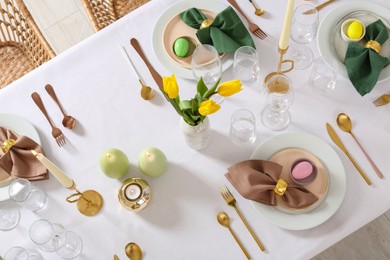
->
{"left": 1, "top": 0, "right": 390, "bottom": 259}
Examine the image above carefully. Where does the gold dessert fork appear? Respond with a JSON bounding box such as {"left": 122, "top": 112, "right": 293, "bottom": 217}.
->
{"left": 373, "top": 94, "right": 390, "bottom": 107}
{"left": 31, "top": 92, "right": 66, "bottom": 147}
{"left": 227, "top": 0, "right": 267, "bottom": 39}
{"left": 220, "top": 185, "right": 266, "bottom": 252}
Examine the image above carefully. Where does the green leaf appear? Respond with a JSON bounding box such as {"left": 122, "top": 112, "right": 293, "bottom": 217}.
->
{"left": 197, "top": 77, "right": 208, "bottom": 96}
{"left": 182, "top": 111, "right": 195, "bottom": 126}
{"left": 179, "top": 100, "right": 192, "bottom": 110}
{"left": 203, "top": 77, "right": 221, "bottom": 98}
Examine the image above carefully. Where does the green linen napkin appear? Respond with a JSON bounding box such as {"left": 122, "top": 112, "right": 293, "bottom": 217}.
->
{"left": 180, "top": 7, "right": 256, "bottom": 53}
{"left": 344, "top": 19, "right": 389, "bottom": 96}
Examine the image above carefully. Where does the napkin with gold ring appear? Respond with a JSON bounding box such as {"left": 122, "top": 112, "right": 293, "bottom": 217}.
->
{"left": 225, "top": 160, "right": 318, "bottom": 209}
{"left": 180, "top": 6, "right": 256, "bottom": 53}
{"left": 345, "top": 19, "right": 390, "bottom": 96}
{"left": 0, "top": 127, "right": 48, "bottom": 180}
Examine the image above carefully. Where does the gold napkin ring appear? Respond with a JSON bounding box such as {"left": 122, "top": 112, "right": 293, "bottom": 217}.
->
{"left": 200, "top": 19, "right": 213, "bottom": 29}
{"left": 365, "top": 40, "right": 381, "bottom": 54}
{"left": 274, "top": 178, "right": 288, "bottom": 196}
{"left": 1, "top": 139, "right": 16, "bottom": 153}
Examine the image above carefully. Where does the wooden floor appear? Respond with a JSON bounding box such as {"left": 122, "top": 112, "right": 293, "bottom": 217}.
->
{"left": 23, "top": 1, "right": 390, "bottom": 259}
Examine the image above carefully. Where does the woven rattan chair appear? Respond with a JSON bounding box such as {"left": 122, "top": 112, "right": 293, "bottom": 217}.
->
{"left": 0, "top": 0, "right": 55, "bottom": 89}
{"left": 81, "top": 0, "right": 149, "bottom": 32}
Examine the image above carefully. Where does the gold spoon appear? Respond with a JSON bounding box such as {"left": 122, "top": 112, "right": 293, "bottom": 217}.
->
{"left": 217, "top": 212, "right": 250, "bottom": 259}
{"left": 45, "top": 84, "right": 76, "bottom": 129}
{"left": 336, "top": 113, "right": 383, "bottom": 179}
{"left": 120, "top": 46, "right": 155, "bottom": 100}
{"left": 125, "top": 242, "right": 142, "bottom": 260}
{"left": 249, "top": 0, "right": 265, "bottom": 16}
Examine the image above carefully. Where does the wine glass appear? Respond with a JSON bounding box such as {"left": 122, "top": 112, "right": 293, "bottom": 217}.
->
{"left": 0, "top": 201, "right": 20, "bottom": 231}
{"left": 29, "top": 219, "right": 83, "bottom": 259}
{"left": 233, "top": 46, "right": 260, "bottom": 86}
{"left": 261, "top": 74, "right": 293, "bottom": 131}
{"left": 8, "top": 178, "right": 47, "bottom": 211}
{"left": 4, "top": 246, "right": 42, "bottom": 260}
{"left": 191, "top": 44, "right": 222, "bottom": 88}
{"left": 289, "top": 4, "right": 319, "bottom": 69}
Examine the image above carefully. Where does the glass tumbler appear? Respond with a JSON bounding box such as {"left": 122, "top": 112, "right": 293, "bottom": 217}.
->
{"left": 4, "top": 246, "right": 42, "bottom": 260}
{"left": 29, "top": 219, "right": 83, "bottom": 259}
{"left": 233, "top": 46, "right": 260, "bottom": 85}
{"left": 191, "top": 44, "right": 222, "bottom": 88}
{"left": 0, "top": 201, "right": 20, "bottom": 231}
{"left": 229, "top": 109, "right": 257, "bottom": 144}
{"left": 9, "top": 178, "right": 46, "bottom": 211}
{"left": 309, "top": 56, "right": 337, "bottom": 93}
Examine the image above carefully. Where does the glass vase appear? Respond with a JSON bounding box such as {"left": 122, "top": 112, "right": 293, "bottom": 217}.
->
{"left": 179, "top": 117, "right": 211, "bottom": 150}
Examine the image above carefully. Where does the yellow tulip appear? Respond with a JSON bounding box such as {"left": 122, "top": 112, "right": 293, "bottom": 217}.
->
{"left": 163, "top": 74, "right": 179, "bottom": 99}
{"left": 217, "top": 80, "right": 242, "bottom": 97}
{"left": 198, "top": 100, "right": 221, "bottom": 116}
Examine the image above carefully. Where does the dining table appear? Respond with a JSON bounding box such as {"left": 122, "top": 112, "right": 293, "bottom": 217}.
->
{"left": 1, "top": 0, "right": 390, "bottom": 259}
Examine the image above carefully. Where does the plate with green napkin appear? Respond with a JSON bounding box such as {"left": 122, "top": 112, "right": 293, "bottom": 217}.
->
{"left": 317, "top": 2, "right": 390, "bottom": 85}
{"left": 152, "top": 0, "right": 233, "bottom": 79}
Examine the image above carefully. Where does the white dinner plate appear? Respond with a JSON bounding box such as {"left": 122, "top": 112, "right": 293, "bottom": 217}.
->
{"left": 317, "top": 1, "right": 390, "bottom": 82}
{"left": 152, "top": 0, "right": 233, "bottom": 79}
{"left": 250, "top": 132, "right": 347, "bottom": 230}
{"left": 0, "top": 113, "right": 40, "bottom": 202}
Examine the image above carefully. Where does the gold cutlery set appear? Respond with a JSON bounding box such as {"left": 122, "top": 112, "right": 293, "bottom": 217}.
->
{"left": 326, "top": 113, "right": 383, "bottom": 186}
{"left": 218, "top": 185, "right": 265, "bottom": 259}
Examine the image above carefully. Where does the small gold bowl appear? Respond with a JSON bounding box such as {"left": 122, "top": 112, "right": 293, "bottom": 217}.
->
{"left": 118, "top": 178, "right": 152, "bottom": 212}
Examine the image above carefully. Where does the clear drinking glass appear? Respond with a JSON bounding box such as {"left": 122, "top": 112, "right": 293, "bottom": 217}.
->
{"left": 229, "top": 109, "right": 257, "bottom": 144}
{"left": 29, "top": 219, "right": 83, "bottom": 259}
{"left": 191, "top": 44, "right": 222, "bottom": 88}
{"left": 9, "top": 178, "right": 47, "bottom": 211}
{"left": 4, "top": 246, "right": 42, "bottom": 260}
{"left": 309, "top": 56, "right": 337, "bottom": 93}
{"left": 233, "top": 46, "right": 260, "bottom": 85}
{"left": 290, "top": 4, "right": 319, "bottom": 69}
{"left": 261, "top": 74, "right": 294, "bottom": 131}
{"left": 0, "top": 201, "right": 20, "bottom": 231}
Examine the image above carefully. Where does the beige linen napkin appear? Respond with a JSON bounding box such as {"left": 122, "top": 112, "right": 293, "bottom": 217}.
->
{"left": 0, "top": 127, "right": 48, "bottom": 180}
{"left": 225, "top": 160, "right": 318, "bottom": 208}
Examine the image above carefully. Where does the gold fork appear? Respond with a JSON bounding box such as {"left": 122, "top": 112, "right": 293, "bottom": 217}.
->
{"left": 220, "top": 185, "right": 266, "bottom": 252}
{"left": 373, "top": 94, "right": 390, "bottom": 107}
{"left": 31, "top": 92, "right": 66, "bottom": 147}
{"left": 227, "top": 0, "right": 267, "bottom": 40}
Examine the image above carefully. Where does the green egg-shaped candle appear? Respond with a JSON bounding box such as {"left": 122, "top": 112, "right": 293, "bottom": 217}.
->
{"left": 173, "top": 37, "right": 190, "bottom": 58}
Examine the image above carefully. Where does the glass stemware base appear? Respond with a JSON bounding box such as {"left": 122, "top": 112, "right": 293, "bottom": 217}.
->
{"left": 261, "top": 107, "right": 291, "bottom": 131}
{"left": 290, "top": 44, "right": 314, "bottom": 70}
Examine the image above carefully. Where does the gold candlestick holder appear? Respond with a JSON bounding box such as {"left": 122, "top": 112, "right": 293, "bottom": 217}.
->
{"left": 264, "top": 47, "right": 294, "bottom": 84}
{"left": 66, "top": 182, "right": 103, "bottom": 216}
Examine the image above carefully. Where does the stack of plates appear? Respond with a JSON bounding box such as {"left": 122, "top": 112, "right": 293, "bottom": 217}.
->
{"left": 317, "top": 1, "right": 390, "bottom": 82}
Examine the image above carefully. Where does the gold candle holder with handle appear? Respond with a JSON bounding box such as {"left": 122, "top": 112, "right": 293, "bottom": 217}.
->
{"left": 31, "top": 150, "right": 103, "bottom": 216}
{"left": 265, "top": 0, "right": 295, "bottom": 84}
{"left": 264, "top": 47, "right": 294, "bottom": 84}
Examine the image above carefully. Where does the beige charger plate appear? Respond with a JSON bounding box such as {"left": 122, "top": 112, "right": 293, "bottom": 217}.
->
{"left": 269, "top": 148, "right": 329, "bottom": 214}
{"left": 163, "top": 9, "right": 225, "bottom": 69}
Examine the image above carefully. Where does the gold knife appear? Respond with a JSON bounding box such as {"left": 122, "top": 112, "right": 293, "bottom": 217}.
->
{"left": 304, "top": 0, "right": 336, "bottom": 14}
{"left": 326, "top": 123, "right": 372, "bottom": 186}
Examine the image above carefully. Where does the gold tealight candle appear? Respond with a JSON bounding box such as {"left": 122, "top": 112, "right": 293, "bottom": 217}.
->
{"left": 118, "top": 178, "right": 151, "bottom": 212}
